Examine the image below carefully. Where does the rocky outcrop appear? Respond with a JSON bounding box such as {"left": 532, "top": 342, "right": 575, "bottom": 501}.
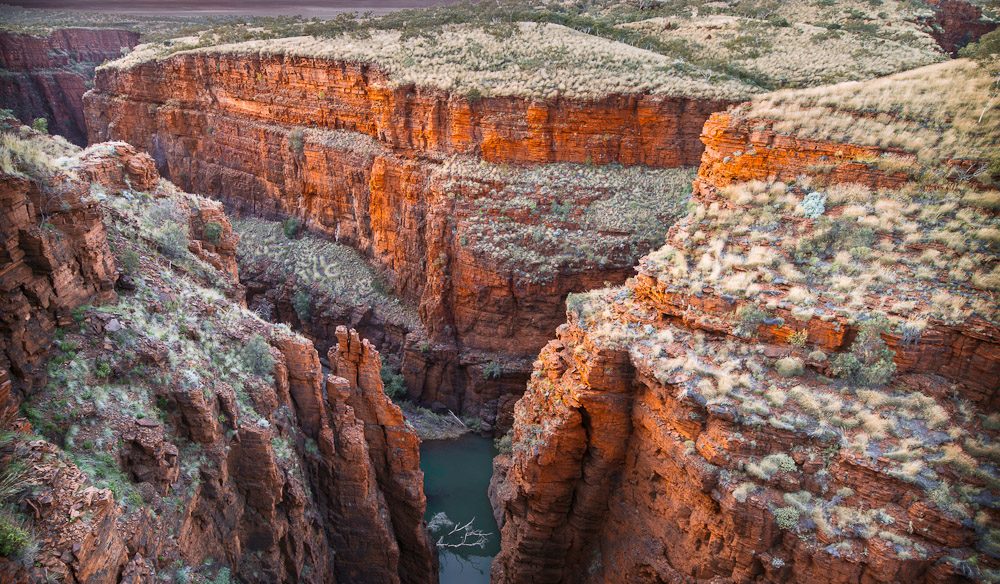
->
{"left": 925, "top": 0, "right": 998, "bottom": 55}
{"left": 0, "top": 132, "right": 436, "bottom": 583}
{"left": 0, "top": 133, "right": 118, "bottom": 403}
{"left": 0, "top": 28, "right": 139, "bottom": 145}
{"left": 696, "top": 112, "right": 912, "bottom": 191}
{"left": 85, "top": 53, "right": 717, "bottom": 425}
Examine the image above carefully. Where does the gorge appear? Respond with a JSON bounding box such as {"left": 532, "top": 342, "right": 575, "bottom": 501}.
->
{"left": 1, "top": 1, "right": 999, "bottom": 583}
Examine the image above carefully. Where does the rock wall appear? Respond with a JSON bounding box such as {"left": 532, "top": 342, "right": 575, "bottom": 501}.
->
{"left": 0, "top": 28, "right": 139, "bottom": 145}
{"left": 0, "top": 137, "right": 436, "bottom": 583}
{"left": 84, "top": 54, "right": 720, "bottom": 424}
{"left": 490, "top": 107, "right": 999, "bottom": 582}
{"left": 925, "top": 0, "right": 998, "bottom": 55}
{"left": 0, "top": 138, "right": 120, "bottom": 403}
{"left": 86, "top": 52, "right": 728, "bottom": 166}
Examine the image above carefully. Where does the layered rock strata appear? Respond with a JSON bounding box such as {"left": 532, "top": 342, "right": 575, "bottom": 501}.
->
{"left": 491, "top": 61, "right": 999, "bottom": 583}
{"left": 0, "top": 28, "right": 138, "bottom": 145}
{"left": 84, "top": 53, "right": 711, "bottom": 424}
{"left": 0, "top": 130, "right": 435, "bottom": 583}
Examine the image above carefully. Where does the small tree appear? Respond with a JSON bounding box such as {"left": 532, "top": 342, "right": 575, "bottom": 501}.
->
{"left": 31, "top": 118, "right": 47, "bottom": 134}
{"left": 292, "top": 289, "right": 312, "bottom": 323}
{"left": 830, "top": 315, "right": 896, "bottom": 386}
{"left": 282, "top": 217, "right": 301, "bottom": 239}
{"left": 243, "top": 335, "right": 275, "bottom": 377}
{"left": 203, "top": 221, "right": 223, "bottom": 245}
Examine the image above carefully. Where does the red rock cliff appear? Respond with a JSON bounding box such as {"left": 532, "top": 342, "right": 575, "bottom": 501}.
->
{"left": 0, "top": 28, "right": 139, "bottom": 145}
{"left": 84, "top": 52, "right": 723, "bottom": 426}
{"left": 0, "top": 133, "right": 436, "bottom": 583}
{"left": 490, "top": 78, "right": 999, "bottom": 582}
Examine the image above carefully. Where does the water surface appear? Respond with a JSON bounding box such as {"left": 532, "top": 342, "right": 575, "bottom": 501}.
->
{"left": 420, "top": 434, "right": 500, "bottom": 584}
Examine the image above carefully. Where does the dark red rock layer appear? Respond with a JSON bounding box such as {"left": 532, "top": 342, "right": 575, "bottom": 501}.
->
{"left": 0, "top": 29, "right": 139, "bottom": 145}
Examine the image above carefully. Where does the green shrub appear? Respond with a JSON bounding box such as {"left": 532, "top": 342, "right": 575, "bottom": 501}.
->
{"left": 95, "top": 360, "right": 112, "bottom": 378}
{"left": 203, "top": 221, "right": 223, "bottom": 244}
{"left": 773, "top": 506, "right": 800, "bottom": 530}
{"left": 119, "top": 248, "right": 140, "bottom": 275}
{"left": 959, "top": 29, "right": 1000, "bottom": 62}
{"left": 380, "top": 364, "right": 407, "bottom": 400}
{"left": 292, "top": 289, "right": 312, "bottom": 323}
{"left": 242, "top": 335, "right": 275, "bottom": 377}
{"left": 494, "top": 430, "right": 513, "bottom": 455}
{"left": 282, "top": 217, "right": 301, "bottom": 239}
{"left": 0, "top": 514, "right": 31, "bottom": 558}
{"left": 483, "top": 361, "right": 503, "bottom": 380}
{"left": 156, "top": 223, "right": 189, "bottom": 259}
{"left": 734, "top": 304, "right": 768, "bottom": 338}
{"left": 31, "top": 118, "right": 47, "bottom": 134}
{"left": 830, "top": 315, "right": 896, "bottom": 386}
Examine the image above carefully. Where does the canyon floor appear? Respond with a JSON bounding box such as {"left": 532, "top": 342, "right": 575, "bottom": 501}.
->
{"left": 1, "top": 1, "right": 998, "bottom": 583}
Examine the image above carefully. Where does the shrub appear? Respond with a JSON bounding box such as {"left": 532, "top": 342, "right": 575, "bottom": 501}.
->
{"left": 483, "top": 361, "right": 503, "bottom": 380}
{"left": 156, "top": 224, "right": 189, "bottom": 259}
{"left": 0, "top": 514, "right": 31, "bottom": 558}
{"left": 203, "top": 221, "right": 223, "bottom": 244}
{"left": 31, "top": 118, "right": 47, "bottom": 133}
{"left": 95, "top": 360, "right": 112, "bottom": 378}
{"left": 494, "top": 429, "right": 513, "bottom": 455}
{"left": 773, "top": 506, "right": 800, "bottom": 530}
{"left": 734, "top": 304, "right": 767, "bottom": 338}
{"left": 288, "top": 129, "right": 305, "bottom": 156}
{"left": 775, "top": 356, "right": 804, "bottom": 377}
{"left": 799, "top": 191, "right": 826, "bottom": 219}
{"left": 242, "top": 335, "right": 275, "bottom": 377}
{"left": 380, "top": 364, "right": 407, "bottom": 400}
{"left": 119, "top": 248, "right": 140, "bottom": 275}
{"left": 282, "top": 217, "right": 301, "bottom": 239}
{"left": 292, "top": 289, "right": 312, "bottom": 323}
{"left": 830, "top": 315, "right": 896, "bottom": 386}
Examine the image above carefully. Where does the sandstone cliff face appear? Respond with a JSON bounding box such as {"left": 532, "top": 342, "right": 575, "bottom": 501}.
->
{"left": 85, "top": 53, "right": 718, "bottom": 425}
{"left": 87, "top": 52, "right": 728, "bottom": 167}
{"left": 491, "top": 79, "right": 999, "bottom": 582}
{"left": 0, "top": 134, "right": 435, "bottom": 583}
{"left": 0, "top": 28, "right": 138, "bottom": 145}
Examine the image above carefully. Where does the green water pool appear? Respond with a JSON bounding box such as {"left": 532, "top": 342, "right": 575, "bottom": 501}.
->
{"left": 420, "top": 434, "right": 500, "bottom": 584}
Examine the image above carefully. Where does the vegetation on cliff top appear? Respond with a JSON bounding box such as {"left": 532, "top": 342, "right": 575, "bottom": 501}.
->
{"left": 95, "top": 0, "right": 974, "bottom": 98}
{"left": 740, "top": 58, "right": 1000, "bottom": 167}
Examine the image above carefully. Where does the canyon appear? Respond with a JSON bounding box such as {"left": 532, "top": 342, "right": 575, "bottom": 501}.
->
{"left": 1, "top": 1, "right": 998, "bottom": 582}
{"left": 0, "top": 27, "right": 139, "bottom": 145}
{"left": 82, "top": 47, "right": 732, "bottom": 428}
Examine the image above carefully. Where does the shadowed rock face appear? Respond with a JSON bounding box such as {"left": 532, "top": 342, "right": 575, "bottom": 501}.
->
{"left": 0, "top": 28, "right": 139, "bottom": 145}
{"left": 924, "top": 0, "right": 998, "bottom": 55}
{"left": 0, "top": 137, "right": 436, "bottom": 584}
